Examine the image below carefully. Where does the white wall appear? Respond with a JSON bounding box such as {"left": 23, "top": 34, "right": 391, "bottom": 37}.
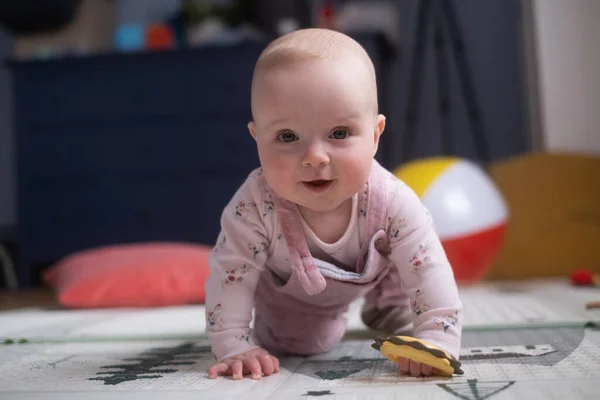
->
{"left": 531, "top": 0, "right": 600, "bottom": 154}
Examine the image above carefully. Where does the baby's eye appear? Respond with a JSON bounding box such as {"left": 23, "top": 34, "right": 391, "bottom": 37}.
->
{"left": 278, "top": 131, "right": 298, "bottom": 143}
{"left": 330, "top": 129, "right": 349, "bottom": 139}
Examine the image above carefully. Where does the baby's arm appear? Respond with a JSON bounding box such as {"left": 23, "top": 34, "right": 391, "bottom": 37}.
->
{"left": 386, "top": 181, "right": 463, "bottom": 361}
{"left": 205, "top": 176, "right": 279, "bottom": 379}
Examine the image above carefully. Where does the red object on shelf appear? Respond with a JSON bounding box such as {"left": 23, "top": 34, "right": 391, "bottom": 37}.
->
{"left": 317, "top": 1, "right": 336, "bottom": 30}
{"left": 569, "top": 269, "right": 599, "bottom": 286}
{"left": 146, "top": 24, "right": 175, "bottom": 50}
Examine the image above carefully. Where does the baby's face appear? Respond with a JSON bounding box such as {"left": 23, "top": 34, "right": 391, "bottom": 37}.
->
{"left": 249, "top": 57, "right": 385, "bottom": 213}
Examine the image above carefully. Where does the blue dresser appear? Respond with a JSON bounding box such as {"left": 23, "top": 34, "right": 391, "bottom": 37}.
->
{"left": 11, "top": 34, "right": 389, "bottom": 287}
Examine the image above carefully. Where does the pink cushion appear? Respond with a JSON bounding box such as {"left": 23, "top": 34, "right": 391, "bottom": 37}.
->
{"left": 43, "top": 242, "right": 212, "bottom": 308}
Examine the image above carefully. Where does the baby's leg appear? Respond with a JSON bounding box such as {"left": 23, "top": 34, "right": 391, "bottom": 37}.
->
{"left": 253, "top": 303, "right": 346, "bottom": 357}
{"left": 361, "top": 268, "right": 413, "bottom": 335}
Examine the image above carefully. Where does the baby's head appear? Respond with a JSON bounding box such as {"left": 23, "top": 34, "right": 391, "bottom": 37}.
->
{"left": 248, "top": 28, "right": 386, "bottom": 213}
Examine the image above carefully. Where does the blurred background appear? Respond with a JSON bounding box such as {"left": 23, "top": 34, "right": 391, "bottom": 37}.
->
{"left": 0, "top": 0, "right": 598, "bottom": 297}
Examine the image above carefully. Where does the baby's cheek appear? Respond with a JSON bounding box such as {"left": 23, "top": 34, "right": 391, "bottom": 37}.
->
{"left": 261, "top": 153, "right": 295, "bottom": 192}
{"left": 260, "top": 146, "right": 290, "bottom": 168}
{"left": 271, "top": 152, "right": 293, "bottom": 170}
{"left": 340, "top": 155, "right": 371, "bottom": 186}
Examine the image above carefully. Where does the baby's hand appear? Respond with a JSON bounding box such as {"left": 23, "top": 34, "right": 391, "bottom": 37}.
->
{"left": 208, "top": 347, "right": 280, "bottom": 380}
{"left": 398, "top": 356, "right": 438, "bottom": 377}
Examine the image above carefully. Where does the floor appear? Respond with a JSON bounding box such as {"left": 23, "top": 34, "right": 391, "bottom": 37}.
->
{"left": 0, "top": 287, "right": 58, "bottom": 311}
{"left": 1, "top": 279, "right": 600, "bottom": 399}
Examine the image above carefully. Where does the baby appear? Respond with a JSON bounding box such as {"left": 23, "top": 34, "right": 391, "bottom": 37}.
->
{"left": 205, "top": 28, "right": 462, "bottom": 380}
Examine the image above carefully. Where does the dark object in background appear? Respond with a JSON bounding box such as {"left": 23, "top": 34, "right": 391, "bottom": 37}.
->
{"left": 403, "top": 0, "right": 489, "bottom": 165}
{"left": 245, "top": 0, "right": 313, "bottom": 36}
{"left": 0, "top": 0, "right": 81, "bottom": 35}
{"left": 179, "top": 0, "right": 312, "bottom": 36}
{"left": 180, "top": 0, "right": 249, "bottom": 28}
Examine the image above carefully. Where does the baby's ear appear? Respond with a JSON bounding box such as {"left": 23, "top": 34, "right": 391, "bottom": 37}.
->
{"left": 373, "top": 114, "right": 386, "bottom": 155}
{"left": 376, "top": 114, "right": 386, "bottom": 138}
{"left": 248, "top": 122, "right": 257, "bottom": 140}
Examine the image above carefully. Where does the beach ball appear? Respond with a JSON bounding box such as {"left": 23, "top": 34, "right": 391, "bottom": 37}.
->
{"left": 393, "top": 157, "right": 508, "bottom": 283}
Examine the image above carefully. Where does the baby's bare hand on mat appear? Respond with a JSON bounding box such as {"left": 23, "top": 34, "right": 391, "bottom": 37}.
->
{"left": 398, "top": 356, "right": 438, "bottom": 377}
{"left": 208, "top": 348, "right": 280, "bottom": 380}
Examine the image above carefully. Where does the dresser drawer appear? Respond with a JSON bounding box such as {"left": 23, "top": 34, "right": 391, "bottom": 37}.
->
{"left": 23, "top": 132, "right": 104, "bottom": 179}
{"left": 185, "top": 120, "right": 260, "bottom": 172}
{"left": 191, "top": 177, "right": 244, "bottom": 245}
{"left": 23, "top": 124, "right": 188, "bottom": 179}
{"left": 102, "top": 179, "right": 192, "bottom": 244}
{"left": 23, "top": 185, "right": 107, "bottom": 259}
{"left": 186, "top": 45, "right": 259, "bottom": 116}
{"left": 17, "top": 59, "right": 188, "bottom": 124}
{"left": 23, "top": 180, "right": 191, "bottom": 260}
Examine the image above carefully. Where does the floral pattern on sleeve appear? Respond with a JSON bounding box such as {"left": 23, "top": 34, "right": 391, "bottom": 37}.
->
{"left": 408, "top": 241, "right": 432, "bottom": 275}
{"left": 434, "top": 311, "right": 460, "bottom": 333}
{"left": 387, "top": 216, "right": 408, "bottom": 243}
{"left": 248, "top": 241, "right": 268, "bottom": 259}
{"left": 262, "top": 200, "right": 274, "bottom": 217}
{"left": 234, "top": 200, "right": 258, "bottom": 222}
{"left": 235, "top": 328, "right": 255, "bottom": 345}
{"left": 222, "top": 264, "right": 250, "bottom": 288}
{"left": 207, "top": 304, "right": 225, "bottom": 330}
{"left": 411, "top": 289, "right": 431, "bottom": 316}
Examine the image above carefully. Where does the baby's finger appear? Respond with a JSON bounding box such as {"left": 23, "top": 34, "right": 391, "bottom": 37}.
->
{"left": 421, "top": 363, "right": 433, "bottom": 376}
{"left": 257, "top": 354, "right": 275, "bottom": 376}
{"left": 244, "top": 356, "right": 263, "bottom": 380}
{"left": 409, "top": 359, "right": 422, "bottom": 377}
{"left": 272, "top": 356, "right": 280, "bottom": 373}
{"left": 231, "top": 360, "right": 244, "bottom": 380}
{"left": 208, "top": 363, "right": 230, "bottom": 379}
{"left": 397, "top": 357, "right": 410, "bottom": 374}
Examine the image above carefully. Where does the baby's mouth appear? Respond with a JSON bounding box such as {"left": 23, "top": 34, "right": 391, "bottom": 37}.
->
{"left": 302, "top": 180, "right": 333, "bottom": 193}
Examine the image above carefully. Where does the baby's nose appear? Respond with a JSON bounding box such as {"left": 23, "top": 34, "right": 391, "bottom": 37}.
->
{"left": 301, "top": 144, "right": 330, "bottom": 167}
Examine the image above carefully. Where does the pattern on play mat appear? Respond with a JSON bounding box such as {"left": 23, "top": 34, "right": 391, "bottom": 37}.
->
{"left": 1, "top": 326, "right": 599, "bottom": 399}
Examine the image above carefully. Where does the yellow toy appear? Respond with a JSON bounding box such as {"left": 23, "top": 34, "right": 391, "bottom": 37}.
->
{"left": 372, "top": 335, "right": 464, "bottom": 376}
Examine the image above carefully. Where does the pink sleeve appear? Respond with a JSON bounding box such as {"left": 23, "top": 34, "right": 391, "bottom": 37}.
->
{"left": 386, "top": 180, "right": 463, "bottom": 359}
{"left": 204, "top": 173, "right": 270, "bottom": 361}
